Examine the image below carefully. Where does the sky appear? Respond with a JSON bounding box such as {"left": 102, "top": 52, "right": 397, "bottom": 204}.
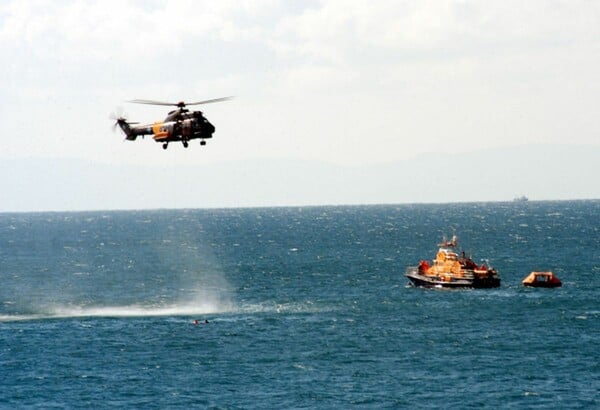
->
{"left": 1, "top": 0, "right": 599, "bottom": 210}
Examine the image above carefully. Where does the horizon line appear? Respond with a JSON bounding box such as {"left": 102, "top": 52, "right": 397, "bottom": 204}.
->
{"left": 1, "top": 198, "right": 598, "bottom": 215}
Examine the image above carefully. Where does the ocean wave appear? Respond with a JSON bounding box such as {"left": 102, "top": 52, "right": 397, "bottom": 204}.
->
{"left": 0, "top": 301, "right": 235, "bottom": 322}
{"left": 0, "top": 300, "right": 335, "bottom": 322}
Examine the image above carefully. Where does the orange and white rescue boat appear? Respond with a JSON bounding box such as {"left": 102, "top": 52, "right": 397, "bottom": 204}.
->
{"left": 405, "top": 235, "right": 501, "bottom": 289}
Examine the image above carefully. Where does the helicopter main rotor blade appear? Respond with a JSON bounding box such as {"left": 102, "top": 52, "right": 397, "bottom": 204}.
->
{"left": 127, "top": 97, "right": 233, "bottom": 107}
{"left": 184, "top": 96, "right": 233, "bottom": 106}
{"left": 127, "top": 99, "right": 175, "bottom": 106}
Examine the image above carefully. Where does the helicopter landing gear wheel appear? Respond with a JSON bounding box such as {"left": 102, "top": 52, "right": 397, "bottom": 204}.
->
{"left": 162, "top": 143, "right": 168, "bottom": 150}
{"left": 200, "top": 140, "right": 206, "bottom": 146}
{"left": 183, "top": 141, "right": 189, "bottom": 148}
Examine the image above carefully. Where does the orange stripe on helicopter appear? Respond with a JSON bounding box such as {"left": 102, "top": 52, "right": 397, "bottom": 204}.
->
{"left": 152, "top": 122, "right": 169, "bottom": 140}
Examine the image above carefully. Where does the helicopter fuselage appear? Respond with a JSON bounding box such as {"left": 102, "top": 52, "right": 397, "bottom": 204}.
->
{"left": 117, "top": 110, "right": 216, "bottom": 149}
{"left": 113, "top": 97, "right": 230, "bottom": 149}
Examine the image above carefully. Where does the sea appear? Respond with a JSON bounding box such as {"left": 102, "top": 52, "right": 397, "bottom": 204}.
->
{"left": 1, "top": 201, "right": 598, "bottom": 409}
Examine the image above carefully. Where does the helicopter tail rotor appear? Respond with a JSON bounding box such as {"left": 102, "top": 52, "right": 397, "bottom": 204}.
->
{"left": 109, "top": 108, "right": 139, "bottom": 140}
{"left": 109, "top": 106, "right": 127, "bottom": 122}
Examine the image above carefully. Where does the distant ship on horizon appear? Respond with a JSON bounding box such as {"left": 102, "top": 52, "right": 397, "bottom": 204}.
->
{"left": 513, "top": 195, "right": 529, "bottom": 202}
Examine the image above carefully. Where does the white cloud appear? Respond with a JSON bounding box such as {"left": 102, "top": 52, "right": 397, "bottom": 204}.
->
{"left": 269, "top": 0, "right": 600, "bottom": 62}
{"left": 0, "top": 0, "right": 279, "bottom": 63}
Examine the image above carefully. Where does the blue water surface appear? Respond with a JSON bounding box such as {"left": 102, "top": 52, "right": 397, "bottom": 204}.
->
{"left": 1, "top": 201, "right": 599, "bottom": 408}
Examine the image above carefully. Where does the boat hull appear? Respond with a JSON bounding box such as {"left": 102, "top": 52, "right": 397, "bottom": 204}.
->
{"left": 405, "top": 267, "right": 501, "bottom": 289}
{"left": 523, "top": 282, "right": 561, "bottom": 288}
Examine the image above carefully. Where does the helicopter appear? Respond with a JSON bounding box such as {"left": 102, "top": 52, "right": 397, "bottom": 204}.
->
{"left": 112, "top": 97, "right": 231, "bottom": 149}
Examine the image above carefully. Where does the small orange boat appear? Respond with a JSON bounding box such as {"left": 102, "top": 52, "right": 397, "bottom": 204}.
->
{"left": 522, "top": 271, "right": 562, "bottom": 288}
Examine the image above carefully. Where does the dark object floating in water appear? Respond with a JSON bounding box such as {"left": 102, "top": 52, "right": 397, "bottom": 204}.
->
{"left": 193, "top": 319, "right": 210, "bottom": 325}
{"left": 513, "top": 195, "right": 529, "bottom": 202}
{"left": 405, "top": 235, "right": 501, "bottom": 289}
{"left": 522, "top": 271, "right": 562, "bottom": 288}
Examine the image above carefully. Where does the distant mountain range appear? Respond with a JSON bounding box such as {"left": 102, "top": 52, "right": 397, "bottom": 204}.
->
{"left": 1, "top": 144, "right": 598, "bottom": 212}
